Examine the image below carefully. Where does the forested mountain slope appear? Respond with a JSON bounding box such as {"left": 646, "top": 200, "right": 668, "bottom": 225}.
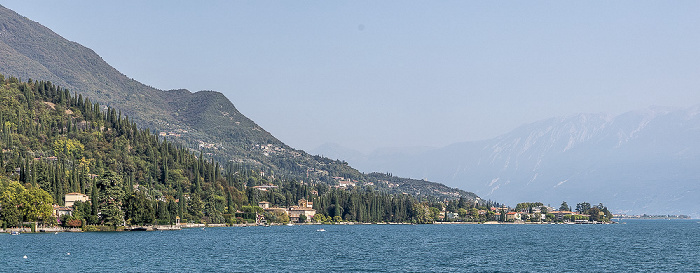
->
{"left": 1, "top": 76, "right": 494, "bottom": 227}
{"left": 0, "top": 5, "right": 477, "bottom": 201}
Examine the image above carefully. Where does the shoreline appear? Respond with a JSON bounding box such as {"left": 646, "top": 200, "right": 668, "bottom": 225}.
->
{"left": 2, "top": 220, "right": 618, "bottom": 233}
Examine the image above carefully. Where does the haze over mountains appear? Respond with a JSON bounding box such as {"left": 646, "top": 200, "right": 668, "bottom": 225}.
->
{"left": 314, "top": 106, "right": 700, "bottom": 217}
{"left": 0, "top": 5, "right": 477, "bottom": 201}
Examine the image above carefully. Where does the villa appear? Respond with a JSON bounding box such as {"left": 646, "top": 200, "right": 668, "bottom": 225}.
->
{"left": 64, "top": 192, "right": 90, "bottom": 207}
{"left": 288, "top": 199, "right": 316, "bottom": 222}
{"left": 52, "top": 205, "right": 73, "bottom": 217}
{"left": 257, "top": 199, "right": 316, "bottom": 223}
{"left": 505, "top": 212, "right": 521, "bottom": 221}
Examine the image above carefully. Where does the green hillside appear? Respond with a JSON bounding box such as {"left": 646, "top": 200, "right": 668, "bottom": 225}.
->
{"left": 0, "top": 4, "right": 478, "bottom": 202}
{"left": 0, "top": 75, "right": 498, "bottom": 227}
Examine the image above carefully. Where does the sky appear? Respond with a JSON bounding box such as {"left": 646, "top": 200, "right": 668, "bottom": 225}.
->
{"left": 4, "top": 1, "right": 700, "bottom": 153}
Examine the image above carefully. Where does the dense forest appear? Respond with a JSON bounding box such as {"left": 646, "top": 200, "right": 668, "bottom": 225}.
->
{"left": 0, "top": 74, "right": 492, "bottom": 229}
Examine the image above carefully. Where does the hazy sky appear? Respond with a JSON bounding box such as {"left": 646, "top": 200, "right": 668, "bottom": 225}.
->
{"left": 4, "top": 1, "right": 700, "bottom": 153}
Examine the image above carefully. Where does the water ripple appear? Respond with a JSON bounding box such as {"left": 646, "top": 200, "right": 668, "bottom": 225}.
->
{"left": 0, "top": 220, "right": 698, "bottom": 272}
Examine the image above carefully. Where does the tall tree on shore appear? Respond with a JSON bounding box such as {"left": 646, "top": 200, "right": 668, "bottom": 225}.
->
{"left": 575, "top": 202, "right": 591, "bottom": 214}
{"left": 559, "top": 201, "right": 570, "bottom": 212}
{"left": 97, "top": 171, "right": 125, "bottom": 226}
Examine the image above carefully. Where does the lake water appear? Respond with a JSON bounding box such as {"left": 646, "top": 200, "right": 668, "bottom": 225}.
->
{"left": 1, "top": 220, "right": 698, "bottom": 272}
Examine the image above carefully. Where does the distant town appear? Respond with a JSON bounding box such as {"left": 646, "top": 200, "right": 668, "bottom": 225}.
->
{"left": 613, "top": 214, "right": 691, "bottom": 220}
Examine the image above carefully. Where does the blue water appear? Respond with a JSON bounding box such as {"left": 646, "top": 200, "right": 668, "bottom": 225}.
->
{"left": 1, "top": 220, "right": 698, "bottom": 272}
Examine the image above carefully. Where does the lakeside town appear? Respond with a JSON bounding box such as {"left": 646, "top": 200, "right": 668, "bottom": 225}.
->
{"left": 2, "top": 189, "right": 624, "bottom": 234}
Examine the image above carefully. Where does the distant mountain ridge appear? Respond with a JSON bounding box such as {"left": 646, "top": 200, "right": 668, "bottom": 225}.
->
{"left": 315, "top": 106, "right": 700, "bottom": 217}
{"left": 0, "top": 5, "right": 281, "bottom": 150}
{"left": 0, "top": 5, "right": 477, "bottom": 201}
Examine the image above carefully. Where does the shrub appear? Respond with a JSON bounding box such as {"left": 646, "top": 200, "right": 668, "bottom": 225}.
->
{"left": 66, "top": 219, "right": 83, "bottom": 227}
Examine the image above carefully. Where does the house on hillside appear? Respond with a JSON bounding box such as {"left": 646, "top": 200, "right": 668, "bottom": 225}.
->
{"left": 258, "top": 201, "right": 271, "bottom": 209}
{"left": 338, "top": 180, "right": 356, "bottom": 188}
{"left": 64, "top": 193, "right": 89, "bottom": 207}
{"left": 52, "top": 205, "right": 73, "bottom": 217}
{"left": 333, "top": 177, "right": 356, "bottom": 188}
{"left": 251, "top": 185, "right": 278, "bottom": 191}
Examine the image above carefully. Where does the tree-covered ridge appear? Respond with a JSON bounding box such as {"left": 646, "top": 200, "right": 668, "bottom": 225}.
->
{"left": 0, "top": 5, "right": 478, "bottom": 202}
{"left": 0, "top": 74, "right": 486, "bottom": 227}
{"left": 0, "top": 74, "right": 238, "bottom": 226}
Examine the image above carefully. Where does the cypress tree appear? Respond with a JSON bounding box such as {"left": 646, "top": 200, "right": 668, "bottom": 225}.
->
{"left": 162, "top": 157, "right": 168, "bottom": 185}
{"left": 227, "top": 190, "right": 235, "bottom": 214}
{"left": 177, "top": 183, "right": 185, "bottom": 217}
{"left": 91, "top": 180, "right": 99, "bottom": 217}
{"left": 31, "top": 161, "right": 37, "bottom": 187}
